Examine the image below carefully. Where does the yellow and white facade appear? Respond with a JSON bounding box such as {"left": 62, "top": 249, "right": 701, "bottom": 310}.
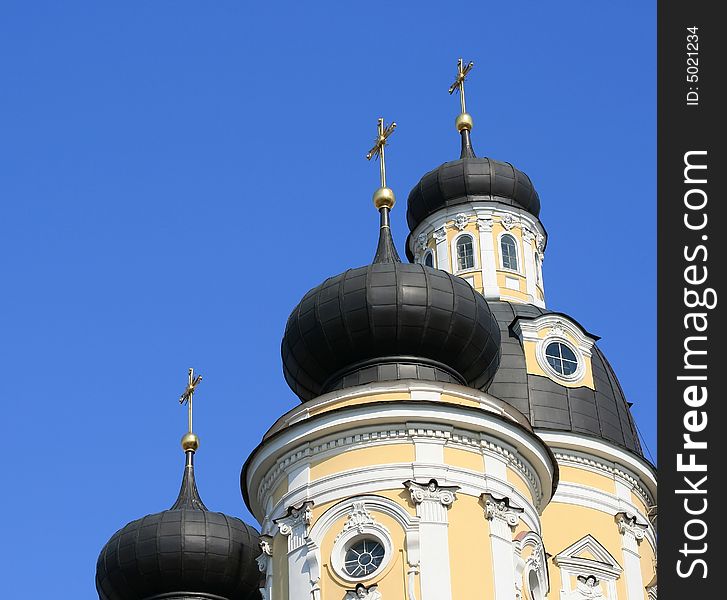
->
{"left": 243, "top": 117, "right": 656, "bottom": 600}
{"left": 409, "top": 203, "right": 547, "bottom": 307}
{"left": 243, "top": 382, "right": 656, "bottom": 600}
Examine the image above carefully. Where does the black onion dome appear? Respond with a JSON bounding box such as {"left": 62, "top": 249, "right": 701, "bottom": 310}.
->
{"left": 281, "top": 209, "right": 501, "bottom": 401}
{"left": 406, "top": 156, "right": 541, "bottom": 232}
{"left": 96, "top": 452, "right": 261, "bottom": 600}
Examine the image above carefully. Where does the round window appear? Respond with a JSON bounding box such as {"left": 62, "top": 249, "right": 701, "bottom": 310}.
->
{"left": 544, "top": 341, "right": 578, "bottom": 376}
{"left": 343, "top": 537, "right": 385, "bottom": 577}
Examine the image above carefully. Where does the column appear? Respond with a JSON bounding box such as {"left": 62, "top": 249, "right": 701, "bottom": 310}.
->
{"left": 477, "top": 218, "right": 500, "bottom": 298}
{"left": 483, "top": 494, "right": 524, "bottom": 600}
{"left": 405, "top": 479, "right": 459, "bottom": 600}
{"left": 521, "top": 227, "right": 537, "bottom": 303}
{"left": 256, "top": 535, "right": 274, "bottom": 600}
{"left": 434, "top": 226, "right": 449, "bottom": 272}
{"left": 616, "top": 512, "right": 648, "bottom": 600}
{"left": 274, "top": 501, "right": 314, "bottom": 599}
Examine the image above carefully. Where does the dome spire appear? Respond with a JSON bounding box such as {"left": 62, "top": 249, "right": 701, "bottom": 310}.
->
{"left": 366, "top": 117, "right": 401, "bottom": 264}
{"left": 448, "top": 58, "right": 476, "bottom": 159}
{"left": 172, "top": 367, "right": 207, "bottom": 510}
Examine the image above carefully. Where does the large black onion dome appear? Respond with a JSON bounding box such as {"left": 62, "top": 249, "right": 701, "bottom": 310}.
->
{"left": 96, "top": 452, "right": 261, "bottom": 600}
{"left": 281, "top": 212, "right": 501, "bottom": 401}
{"left": 406, "top": 156, "right": 541, "bottom": 233}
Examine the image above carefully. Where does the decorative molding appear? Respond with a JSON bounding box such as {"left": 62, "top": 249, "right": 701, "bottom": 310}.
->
{"left": 615, "top": 512, "right": 648, "bottom": 543}
{"left": 536, "top": 233, "right": 545, "bottom": 253}
{"left": 500, "top": 213, "right": 520, "bottom": 230}
{"left": 433, "top": 226, "right": 447, "bottom": 242}
{"left": 404, "top": 478, "right": 459, "bottom": 523}
{"left": 554, "top": 534, "right": 622, "bottom": 600}
{"left": 310, "top": 496, "right": 404, "bottom": 586}
{"left": 257, "top": 423, "right": 546, "bottom": 512}
{"left": 404, "top": 478, "right": 459, "bottom": 507}
{"left": 334, "top": 501, "right": 376, "bottom": 542}
{"left": 522, "top": 226, "right": 536, "bottom": 244}
{"left": 552, "top": 450, "right": 655, "bottom": 510}
{"left": 573, "top": 575, "right": 605, "bottom": 598}
{"left": 512, "top": 314, "right": 595, "bottom": 384}
{"left": 549, "top": 320, "right": 567, "bottom": 338}
{"left": 514, "top": 531, "right": 548, "bottom": 600}
{"left": 477, "top": 217, "right": 494, "bottom": 231}
{"left": 257, "top": 535, "right": 274, "bottom": 600}
{"left": 416, "top": 232, "right": 428, "bottom": 251}
{"left": 274, "top": 501, "right": 313, "bottom": 552}
{"left": 482, "top": 493, "right": 524, "bottom": 531}
{"left": 453, "top": 213, "right": 469, "bottom": 231}
{"left": 346, "top": 583, "right": 382, "bottom": 600}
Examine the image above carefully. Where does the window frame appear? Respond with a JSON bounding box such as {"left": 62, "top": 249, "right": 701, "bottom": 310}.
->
{"left": 498, "top": 232, "right": 521, "bottom": 273}
{"left": 452, "top": 232, "right": 477, "bottom": 273}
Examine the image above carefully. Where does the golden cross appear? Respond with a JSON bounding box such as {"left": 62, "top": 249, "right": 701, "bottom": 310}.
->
{"left": 179, "top": 367, "right": 202, "bottom": 433}
{"left": 448, "top": 58, "right": 474, "bottom": 115}
{"left": 366, "top": 117, "right": 396, "bottom": 188}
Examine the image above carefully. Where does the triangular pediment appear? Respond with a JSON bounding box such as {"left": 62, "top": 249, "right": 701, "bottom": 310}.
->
{"left": 554, "top": 535, "right": 622, "bottom": 579}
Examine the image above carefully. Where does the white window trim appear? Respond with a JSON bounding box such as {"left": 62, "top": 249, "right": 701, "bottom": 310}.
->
{"left": 497, "top": 231, "right": 522, "bottom": 274}
{"left": 331, "top": 526, "right": 393, "bottom": 583}
{"left": 512, "top": 315, "right": 596, "bottom": 385}
{"left": 538, "top": 338, "right": 585, "bottom": 383}
{"left": 422, "top": 249, "right": 435, "bottom": 268}
{"left": 451, "top": 231, "right": 478, "bottom": 273}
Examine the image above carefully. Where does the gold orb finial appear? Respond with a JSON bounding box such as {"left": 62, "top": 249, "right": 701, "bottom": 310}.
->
{"left": 373, "top": 186, "right": 396, "bottom": 210}
{"left": 456, "top": 112, "right": 473, "bottom": 132}
{"left": 181, "top": 432, "right": 200, "bottom": 452}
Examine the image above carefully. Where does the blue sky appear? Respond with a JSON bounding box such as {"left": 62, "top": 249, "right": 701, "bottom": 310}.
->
{"left": 0, "top": 2, "right": 655, "bottom": 597}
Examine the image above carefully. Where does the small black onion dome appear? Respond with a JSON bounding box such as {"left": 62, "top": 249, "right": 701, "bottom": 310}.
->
{"left": 281, "top": 210, "right": 501, "bottom": 401}
{"left": 406, "top": 156, "right": 541, "bottom": 233}
{"left": 96, "top": 451, "right": 261, "bottom": 600}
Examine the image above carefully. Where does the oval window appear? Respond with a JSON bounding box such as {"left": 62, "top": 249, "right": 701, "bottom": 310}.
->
{"left": 544, "top": 341, "right": 578, "bottom": 376}
{"left": 343, "top": 537, "right": 386, "bottom": 577}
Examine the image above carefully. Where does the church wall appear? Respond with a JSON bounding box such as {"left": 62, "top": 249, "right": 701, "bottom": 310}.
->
{"left": 447, "top": 492, "right": 494, "bottom": 600}
{"left": 543, "top": 502, "right": 629, "bottom": 599}
{"left": 309, "top": 444, "right": 416, "bottom": 482}
{"left": 316, "top": 507, "right": 410, "bottom": 600}
{"left": 408, "top": 202, "right": 547, "bottom": 307}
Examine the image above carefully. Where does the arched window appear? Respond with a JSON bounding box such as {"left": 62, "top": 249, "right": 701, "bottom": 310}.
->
{"left": 424, "top": 251, "right": 434, "bottom": 268}
{"left": 500, "top": 234, "right": 519, "bottom": 271}
{"left": 455, "top": 235, "right": 474, "bottom": 271}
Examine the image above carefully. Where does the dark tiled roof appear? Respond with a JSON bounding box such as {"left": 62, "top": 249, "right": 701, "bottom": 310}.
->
{"left": 406, "top": 157, "right": 541, "bottom": 233}
{"left": 486, "top": 301, "right": 643, "bottom": 456}
{"left": 281, "top": 262, "right": 501, "bottom": 401}
{"left": 96, "top": 453, "right": 262, "bottom": 600}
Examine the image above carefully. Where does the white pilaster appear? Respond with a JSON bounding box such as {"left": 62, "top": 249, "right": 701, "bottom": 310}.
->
{"left": 616, "top": 512, "right": 648, "bottom": 600}
{"left": 405, "top": 480, "right": 459, "bottom": 600}
{"left": 256, "top": 535, "right": 274, "bottom": 600}
{"left": 477, "top": 218, "right": 500, "bottom": 298}
{"left": 275, "top": 501, "right": 314, "bottom": 599}
{"left": 483, "top": 494, "right": 524, "bottom": 600}
{"left": 434, "top": 226, "right": 449, "bottom": 271}
{"left": 522, "top": 227, "right": 538, "bottom": 304}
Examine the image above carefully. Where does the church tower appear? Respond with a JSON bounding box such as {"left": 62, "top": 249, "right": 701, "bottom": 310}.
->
{"left": 242, "top": 60, "right": 656, "bottom": 600}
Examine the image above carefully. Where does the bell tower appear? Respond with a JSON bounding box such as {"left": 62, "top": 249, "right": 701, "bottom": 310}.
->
{"left": 406, "top": 59, "right": 547, "bottom": 308}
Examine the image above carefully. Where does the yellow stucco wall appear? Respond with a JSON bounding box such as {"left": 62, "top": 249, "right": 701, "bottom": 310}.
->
{"left": 542, "top": 502, "right": 629, "bottom": 599}
{"left": 309, "top": 444, "right": 416, "bottom": 481}
{"left": 443, "top": 446, "right": 483, "bottom": 473}
{"left": 448, "top": 493, "right": 495, "bottom": 599}
{"left": 558, "top": 465, "right": 615, "bottom": 493}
